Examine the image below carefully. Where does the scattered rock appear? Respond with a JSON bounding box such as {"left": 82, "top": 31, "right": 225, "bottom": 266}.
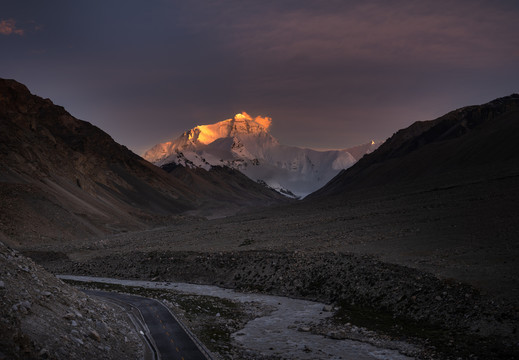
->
{"left": 38, "top": 348, "right": 50, "bottom": 358}
{"left": 88, "top": 330, "right": 101, "bottom": 342}
{"left": 72, "top": 337, "right": 84, "bottom": 345}
{"left": 0, "top": 241, "right": 143, "bottom": 359}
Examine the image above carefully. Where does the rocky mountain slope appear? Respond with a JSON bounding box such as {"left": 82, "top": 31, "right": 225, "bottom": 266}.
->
{"left": 309, "top": 94, "right": 519, "bottom": 198}
{"left": 0, "top": 237, "right": 142, "bottom": 359}
{"left": 144, "top": 112, "right": 380, "bottom": 197}
{"left": 0, "top": 79, "right": 285, "bottom": 246}
{"left": 162, "top": 163, "right": 290, "bottom": 218}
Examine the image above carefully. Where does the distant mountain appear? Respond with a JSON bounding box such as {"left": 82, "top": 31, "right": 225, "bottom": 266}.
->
{"left": 0, "top": 79, "right": 285, "bottom": 245}
{"left": 144, "top": 112, "right": 380, "bottom": 197}
{"left": 308, "top": 94, "right": 519, "bottom": 199}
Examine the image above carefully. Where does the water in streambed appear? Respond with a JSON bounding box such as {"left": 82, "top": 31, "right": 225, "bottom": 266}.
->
{"left": 58, "top": 275, "right": 414, "bottom": 360}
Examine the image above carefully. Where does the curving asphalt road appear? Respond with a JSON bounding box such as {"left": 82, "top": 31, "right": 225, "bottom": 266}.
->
{"left": 84, "top": 289, "right": 210, "bottom": 360}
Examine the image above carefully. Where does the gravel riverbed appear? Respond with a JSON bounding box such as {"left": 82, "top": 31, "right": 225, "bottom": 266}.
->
{"left": 43, "top": 250, "right": 519, "bottom": 359}
{"left": 59, "top": 275, "right": 418, "bottom": 360}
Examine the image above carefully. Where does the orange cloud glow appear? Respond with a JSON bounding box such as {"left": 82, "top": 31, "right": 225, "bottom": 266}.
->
{"left": 234, "top": 112, "right": 272, "bottom": 131}
{"left": 0, "top": 19, "right": 24, "bottom": 36}
{"left": 254, "top": 114, "right": 272, "bottom": 131}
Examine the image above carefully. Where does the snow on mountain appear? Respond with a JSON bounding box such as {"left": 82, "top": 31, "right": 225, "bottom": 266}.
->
{"left": 144, "top": 112, "right": 380, "bottom": 198}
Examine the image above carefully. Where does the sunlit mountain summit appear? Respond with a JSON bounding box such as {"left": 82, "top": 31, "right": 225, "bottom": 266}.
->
{"left": 144, "top": 112, "right": 380, "bottom": 198}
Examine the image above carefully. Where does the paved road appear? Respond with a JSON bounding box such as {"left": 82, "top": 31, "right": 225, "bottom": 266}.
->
{"left": 84, "top": 290, "right": 209, "bottom": 360}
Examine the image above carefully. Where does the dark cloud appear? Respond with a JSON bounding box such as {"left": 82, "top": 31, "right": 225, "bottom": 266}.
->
{"left": 1, "top": 0, "right": 518, "bottom": 153}
{"left": 182, "top": 1, "right": 519, "bottom": 67}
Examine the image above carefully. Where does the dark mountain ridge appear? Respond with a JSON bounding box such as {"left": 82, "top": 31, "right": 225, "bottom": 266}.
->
{"left": 309, "top": 94, "right": 519, "bottom": 198}
{"left": 0, "top": 79, "right": 285, "bottom": 246}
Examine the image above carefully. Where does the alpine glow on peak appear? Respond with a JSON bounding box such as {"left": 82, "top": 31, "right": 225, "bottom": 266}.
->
{"left": 143, "top": 112, "right": 381, "bottom": 198}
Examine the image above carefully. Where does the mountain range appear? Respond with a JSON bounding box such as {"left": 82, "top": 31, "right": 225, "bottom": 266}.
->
{"left": 2, "top": 78, "right": 519, "bottom": 360}
{"left": 0, "top": 79, "right": 286, "bottom": 245}
{"left": 3, "top": 77, "right": 517, "bottom": 246}
{"left": 144, "top": 112, "right": 380, "bottom": 197}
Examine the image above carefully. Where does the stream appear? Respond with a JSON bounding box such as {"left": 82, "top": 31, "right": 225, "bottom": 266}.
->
{"left": 57, "top": 275, "right": 415, "bottom": 360}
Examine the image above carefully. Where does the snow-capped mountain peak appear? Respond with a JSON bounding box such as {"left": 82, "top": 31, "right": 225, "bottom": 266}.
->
{"left": 144, "top": 112, "right": 380, "bottom": 198}
{"left": 144, "top": 112, "right": 272, "bottom": 163}
{"left": 190, "top": 111, "right": 271, "bottom": 145}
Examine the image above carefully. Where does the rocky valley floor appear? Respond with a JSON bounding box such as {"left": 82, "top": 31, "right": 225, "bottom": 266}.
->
{"left": 61, "top": 276, "right": 422, "bottom": 360}
{"left": 18, "top": 172, "right": 519, "bottom": 359}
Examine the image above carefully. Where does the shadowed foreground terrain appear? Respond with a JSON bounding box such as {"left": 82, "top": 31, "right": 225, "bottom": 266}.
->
{"left": 36, "top": 95, "right": 519, "bottom": 359}
{"left": 2, "top": 81, "right": 519, "bottom": 359}
{"left": 37, "top": 173, "right": 519, "bottom": 358}
{"left": 0, "top": 237, "right": 143, "bottom": 359}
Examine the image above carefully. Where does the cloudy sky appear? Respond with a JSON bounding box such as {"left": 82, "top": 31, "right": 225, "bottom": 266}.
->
{"left": 2, "top": 0, "right": 518, "bottom": 154}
